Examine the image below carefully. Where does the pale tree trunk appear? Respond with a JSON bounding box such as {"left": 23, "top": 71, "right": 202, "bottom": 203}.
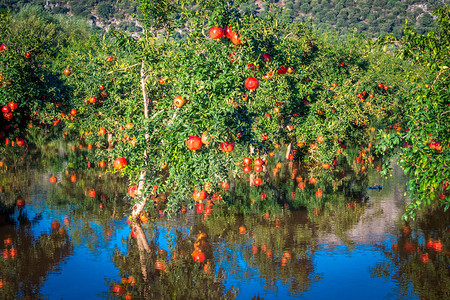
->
{"left": 249, "top": 145, "right": 255, "bottom": 186}
{"left": 285, "top": 142, "right": 292, "bottom": 161}
{"left": 131, "top": 60, "right": 151, "bottom": 218}
{"left": 107, "top": 133, "right": 113, "bottom": 151}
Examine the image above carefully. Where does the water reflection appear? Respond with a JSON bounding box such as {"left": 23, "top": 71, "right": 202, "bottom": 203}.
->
{"left": 0, "top": 151, "right": 448, "bottom": 299}
{"left": 112, "top": 222, "right": 238, "bottom": 299}
{"left": 371, "top": 206, "right": 450, "bottom": 300}
{"left": 0, "top": 183, "right": 72, "bottom": 299}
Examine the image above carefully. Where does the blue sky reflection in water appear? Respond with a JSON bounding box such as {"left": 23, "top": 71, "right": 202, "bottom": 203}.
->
{"left": 1, "top": 166, "right": 448, "bottom": 299}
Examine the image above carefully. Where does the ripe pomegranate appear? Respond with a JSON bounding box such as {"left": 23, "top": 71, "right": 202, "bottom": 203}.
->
{"left": 208, "top": 26, "right": 224, "bottom": 39}
{"left": 128, "top": 186, "right": 138, "bottom": 198}
{"left": 277, "top": 66, "right": 287, "bottom": 74}
{"left": 113, "top": 157, "right": 127, "bottom": 169}
{"left": 173, "top": 96, "right": 185, "bottom": 107}
{"left": 262, "top": 53, "right": 271, "bottom": 62}
{"left": 16, "top": 138, "right": 25, "bottom": 147}
{"left": 2, "top": 105, "right": 10, "bottom": 114}
{"left": 316, "top": 188, "right": 323, "bottom": 197}
{"left": 201, "top": 132, "right": 211, "bottom": 145}
{"left": 254, "top": 177, "right": 262, "bottom": 186}
{"left": 254, "top": 158, "right": 264, "bottom": 166}
{"left": 224, "top": 25, "right": 234, "bottom": 39}
{"left": 186, "top": 136, "right": 202, "bottom": 152}
{"left": 8, "top": 102, "right": 17, "bottom": 111}
{"left": 221, "top": 181, "right": 230, "bottom": 191}
{"left": 220, "top": 141, "right": 234, "bottom": 153}
{"left": 317, "top": 135, "right": 324, "bottom": 143}
{"left": 230, "top": 33, "right": 242, "bottom": 45}
{"left": 245, "top": 77, "right": 259, "bottom": 91}
{"left": 196, "top": 203, "right": 204, "bottom": 213}
{"left": 192, "top": 190, "right": 207, "bottom": 202}
{"left": 88, "top": 189, "right": 96, "bottom": 197}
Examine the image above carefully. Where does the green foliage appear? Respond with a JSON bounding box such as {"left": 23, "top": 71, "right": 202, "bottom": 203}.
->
{"left": 97, "top": 2, "right": 115, "bottom": 19}
{"left": 0, "top": 2, "right": 447, "bottom": 222}
{"left": 53, "top": 0, "right": 410, "bottom": 217}
{"left": 0, "top": 6, "right": 71, "bottom": 145}
{"left": 375, "top": 6, "right": 450, "bottom": 219}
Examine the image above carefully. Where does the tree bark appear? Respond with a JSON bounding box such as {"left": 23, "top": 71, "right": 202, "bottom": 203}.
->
{"left": 285, "top": 142, "right": 292, "bottom": 161}
{"left": 132, "top": 60, "right": 151, "bottom": 218}
{"left": 107, "top": 133, "right": 113, "bottom": 151}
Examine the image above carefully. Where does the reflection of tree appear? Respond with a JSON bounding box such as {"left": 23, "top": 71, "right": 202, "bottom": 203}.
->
{"left": 0, "top": 207, "right": 72, "bottom": 298}
{"left": 111, "top": 221, "right": 238, "bottom": 299}
{"left": 45, "top": 169, "right": 128, "bottom": 251}
{"left": 371, "top": 206, "right": 450, "bottom": 300}
{"left": 0, "top": 158, "right": 39, "bottom": 208}
{"left": 198, "top": 213, "right": 321, "bottom": 297}
{"left": 168, "top": 152, "right": 374, "bottom": 297}
{"left": 225, "top": 146, "right": 371, "bottom": 218}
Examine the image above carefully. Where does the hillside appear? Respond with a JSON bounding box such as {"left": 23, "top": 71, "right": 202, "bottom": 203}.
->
{"left": 0, "top": 0, "right": 143, "bottom": 33}
{"left": 243, "top": 0, "right": 449, "bottom": 37}
{"left": 0, "top": 0, "right": 449, "bottom": 37}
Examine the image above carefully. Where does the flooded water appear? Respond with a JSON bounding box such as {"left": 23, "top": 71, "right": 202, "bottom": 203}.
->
{"left": 0, "top": 158, "right": 449, "bottom": 299}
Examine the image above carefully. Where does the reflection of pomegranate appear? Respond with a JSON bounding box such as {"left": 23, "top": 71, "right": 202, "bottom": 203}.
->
{"left": 192, "top": 250, "right": 205, "bottom": 262}
{"left": 51, "top": 220, "right": 61, "bottom": 231}
{"left": 112, "top": 283, "right": 125, "bottom": 295}
{"left": 403, "top": 242, "right": 415, "bottom": 253}
{"left": 239, "top": 226, "right": 246, "bottom": 234}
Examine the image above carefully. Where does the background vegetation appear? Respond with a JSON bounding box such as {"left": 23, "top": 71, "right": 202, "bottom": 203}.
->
{"left": 0, "top": 0, "right": 448, "bottom": 37}
{"left": 0, "top": 1, "right": 448, "bottom": 220}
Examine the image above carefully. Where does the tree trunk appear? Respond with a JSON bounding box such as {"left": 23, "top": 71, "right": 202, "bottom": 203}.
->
{"left": 285, "top": 142, "right": 292, "bottom": 161}
{"left": 132, "top": 60, "right": 151, "bottom": 218}
{"left": 107, "top": 133, "right": 113, "bottom": 151}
